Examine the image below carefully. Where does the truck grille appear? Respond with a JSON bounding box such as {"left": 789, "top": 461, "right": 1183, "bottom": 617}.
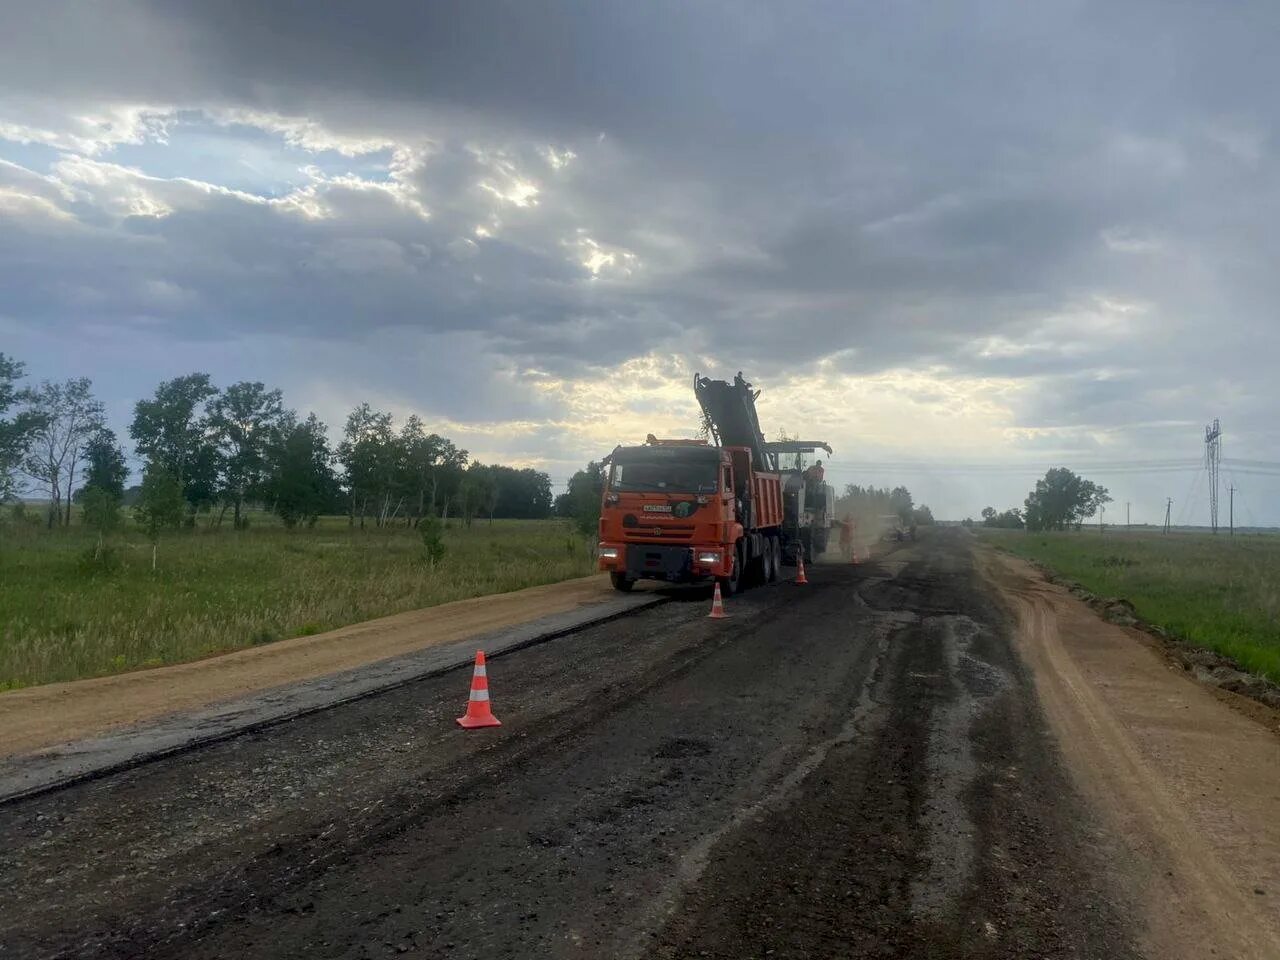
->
{"left": 623, "top": 524, "right": 696, "bottom": 542}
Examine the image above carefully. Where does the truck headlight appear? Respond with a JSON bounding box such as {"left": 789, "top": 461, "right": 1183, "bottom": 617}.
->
{"left": 598, "top": 545, "right": 619, "bottom": 559}
{"left": 696, "top": 551, "right": 720, "bottom": 564}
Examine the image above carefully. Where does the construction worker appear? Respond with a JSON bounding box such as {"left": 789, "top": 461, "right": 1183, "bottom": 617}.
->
{"left": 805, "top": 459, "right": 825, "bottom": 483}
{"left": 838, "top": 514, "right": 855, "bottom": 560}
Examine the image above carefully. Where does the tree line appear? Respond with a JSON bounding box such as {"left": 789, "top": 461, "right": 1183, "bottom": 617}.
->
{"left": 835, "top": 484, "right": 934, "bottom": 528}
{"left": 976, "top": 467, "right": 1111, "bottom": 531}
{"left": 0, "top": 353, "right": 555, "bottom": 534}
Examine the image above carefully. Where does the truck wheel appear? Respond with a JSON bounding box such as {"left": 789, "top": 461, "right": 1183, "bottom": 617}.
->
{"left": 767, "top": 537, "right": 781, "bottom": 583}
{"left": 610, "top": 572, "right": 635, "bottom": 593}
{"left": 761, "top": 540, "right": 775, "bottom": 584}
{"left": 718, "top": 541, "right": 744, "bottom": 597}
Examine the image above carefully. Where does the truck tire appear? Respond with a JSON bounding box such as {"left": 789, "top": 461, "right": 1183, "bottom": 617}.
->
{"left": 767, "top": 536, "right": 781, "bottom": 582}
{"left": 761, "top": 538, "right": 775, "bottom": 584}
{"left": 610, "top": 572, "right": 635, "bottom": 593}
{"left": 718, "top": 541, "right": 744, "bottom": 597}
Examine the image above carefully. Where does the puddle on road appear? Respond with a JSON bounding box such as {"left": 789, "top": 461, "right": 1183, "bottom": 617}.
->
{"left": 910, "top": 614, "right": 1011, "bottom": 920}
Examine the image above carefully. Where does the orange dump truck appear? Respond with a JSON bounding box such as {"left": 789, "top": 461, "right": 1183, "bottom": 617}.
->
{"left": 597, "top": 373, "right": 791, "bottom": 595}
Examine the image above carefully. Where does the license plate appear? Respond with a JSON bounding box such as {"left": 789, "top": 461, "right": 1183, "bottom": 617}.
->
{"left": 642, "top": 505, "right": 672, "bottom": 513}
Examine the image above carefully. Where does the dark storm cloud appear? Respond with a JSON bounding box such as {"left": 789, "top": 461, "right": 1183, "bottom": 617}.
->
{"left": 3, "top": 0, "right": 1280, "bottom": 491}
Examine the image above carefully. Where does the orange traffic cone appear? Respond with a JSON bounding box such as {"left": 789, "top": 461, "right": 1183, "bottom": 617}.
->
{"left": 795, "top": 553, "right": 809, "bottom": 585}
{"left": 456, "top": 650, "right": 501, "bottom": 728}
{"left": 708, "top": 582, "right": 729, "bottom": 619}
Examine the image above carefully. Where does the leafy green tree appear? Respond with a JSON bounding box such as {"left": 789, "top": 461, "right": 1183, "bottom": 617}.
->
{"left": 398, "top": 416, "right": 467, "bottom": 525}
{"left": 983, "top": 507, "right": 1025, "bottom": 529}
{"left": 21, "top": 377, "right": 107, "bottom": 527}
{"left": 836, "top": 483, "right": 921, "bottom": 532}
{"left": 134, "top": 460, "right": 185, "bottom": 569}
{"left": 130, "top": 373, "right": 220, "bottom": 511}
{"left": 338, "top": 403, "right": 398, "bottom": 527}
{"left": 556, "top": 461, "right": 607, "bottom": 537}
{"left": 0, "top": 353, "right": 42, "bottom": 503}
{"left": 266, "top": 413, "right": 338, "bottom": 528}
{"left": 79, "top": 429, "right": 129, "bottom": 500}
{"left": 419, "top": 515, "right": 446, "bottom": 565}
{"left": 81, "top": 485, "right": 123, "bottom": 543}
{"left": 483, "top": 465, "right": 553, "bottom": 518}
{"left": 1023, "top": 468, "right": 1111, "bottom": 532}
{"left": 208, "top": 381, "right": 285, "bottom": 528}
{"left": 912, "top": 505, "right": 935, "bottom": 526}
{"left": 890, "top": 486, "right": 915, "bottom": 524}
{"left": 457, "top": 463, "right": 495, "bottom": 528}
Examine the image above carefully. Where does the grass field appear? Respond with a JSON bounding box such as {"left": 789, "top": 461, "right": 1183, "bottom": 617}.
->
{"left": 982, "top": 529, "right": 1280, "bottom": 684}
{"left": 0, "top": 515, "right": 596, "bottom": 690}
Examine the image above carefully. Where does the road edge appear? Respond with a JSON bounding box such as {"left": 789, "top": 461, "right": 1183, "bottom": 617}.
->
{"left": 0, "top": 592, "right": 667, "bottom": 807}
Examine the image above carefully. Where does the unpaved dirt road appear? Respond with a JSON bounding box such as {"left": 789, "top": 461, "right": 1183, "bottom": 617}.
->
{"left": 2, "top": 529, "right": 1277, "bottom": 959}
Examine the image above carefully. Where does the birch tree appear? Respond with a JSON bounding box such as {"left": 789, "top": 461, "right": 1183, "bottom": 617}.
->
{"left": 21, "top": 378, "right": 106, "bottom": 527}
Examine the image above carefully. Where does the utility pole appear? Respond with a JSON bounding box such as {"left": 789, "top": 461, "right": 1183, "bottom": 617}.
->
{"left": 1230, "top": 484, "right": 1235, "bottom": 537}
{"left": 1205, "top": 419, "right": 1222, "bottom": 533}
{"left": 1126, "top": 501, "right": 1131, "bottom": 531}
{"left": 1163, "top": 497, "right": 1172, "bottom": 535}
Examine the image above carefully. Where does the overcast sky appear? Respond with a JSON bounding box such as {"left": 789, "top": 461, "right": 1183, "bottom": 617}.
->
{"left": 3, "top": 1, "right": 1279, "bottom": 522}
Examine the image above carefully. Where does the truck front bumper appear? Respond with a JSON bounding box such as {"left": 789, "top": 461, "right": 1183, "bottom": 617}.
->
{"left": 598, "top": 543, "right": 728, "bottom": 581}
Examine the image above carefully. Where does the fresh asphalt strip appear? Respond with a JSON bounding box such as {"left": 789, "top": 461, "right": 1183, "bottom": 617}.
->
{"left": 0, "top": 592, "right": 666, "bottom": 807}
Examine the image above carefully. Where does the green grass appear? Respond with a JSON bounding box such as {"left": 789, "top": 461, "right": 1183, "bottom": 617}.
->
{"left": 981, "top": 529, "right": 1280, "bottom": 684}
{"left": 0, "top": 516, "right": 596, "bottom": 690}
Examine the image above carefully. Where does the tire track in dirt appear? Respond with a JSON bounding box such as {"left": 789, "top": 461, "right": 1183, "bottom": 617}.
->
{"left": 980, "top": 547, "right": 1280, "bottom": 960}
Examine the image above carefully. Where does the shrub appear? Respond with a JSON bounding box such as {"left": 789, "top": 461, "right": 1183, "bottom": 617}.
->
{"left": 419, "top": 516, "right": 446, "bottom": 565}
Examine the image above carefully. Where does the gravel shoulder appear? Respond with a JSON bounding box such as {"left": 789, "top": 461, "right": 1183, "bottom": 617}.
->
{"left": 979, "top": 545, "right": 1280, "bottom": 960}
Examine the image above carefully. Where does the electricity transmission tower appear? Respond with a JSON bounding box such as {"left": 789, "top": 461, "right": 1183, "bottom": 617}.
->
{"left": 1163, "top": 497, "right": 1172, "bottom": 535}
{"left": 1205, "top": 419, "right": 1222, "bottom": 533}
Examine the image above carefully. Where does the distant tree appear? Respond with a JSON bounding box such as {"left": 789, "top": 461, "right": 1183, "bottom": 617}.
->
{"left": 130, "top": 373, "right": 220, "bottom": 512}
{"left": 208, "top": 381, "right": 286, "bottom": 528}
{"left": 265, "top": 413, "right": 338, "bottom": 528}
{"left": 398, "top": 415, "right": 467, "bottom": 525}
{"left": 457, "top": 463, "right": 496, "bottom": 528}
{"left": 1023, "top": 468, "right": 1111, "bottom": 532}
{"left": 0, "top": 353, "right": 42, "bottom": 503}
{"left": 338, "top": 403, "right": 398, "bottom": 528}
{"left": 983, "top": 507, "right": 1025, "bottom": 529}
{"left": 185, "top": 442, "right": 223, "bottom": 518}
{"left": 890, "top": 486, "right": 914, "bottom": 524}
{"left": 557, "top": 461, "right": 607, "bottom": 537}
{"left": 912, "top": 505, "right": 936, "bottom": 526}
{"left": 21, "top": 377, "right": 107, "bottom": 527}
{"left": 836, "top": 483, "right": 922, "bottom": 532}
{"left": 134, "top": 460, "right": 185, "bottom": 569}
{"left": 79, "top": 429, "right": 129, "bottom": 501}
{"left": 487, "top": 465, "right": 553, "bottom": 519}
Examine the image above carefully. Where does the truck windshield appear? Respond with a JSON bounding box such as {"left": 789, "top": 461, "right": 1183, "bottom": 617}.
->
{"left": 610, "top": 461, "right": 719, "bottom": 494}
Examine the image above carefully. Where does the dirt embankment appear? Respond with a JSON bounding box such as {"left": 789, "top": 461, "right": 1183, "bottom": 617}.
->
{"left": 0, "top": 574, "right": 629, "bottom": 758}
{"left": 979, "top": 547, "right": 1280, "bottom": 960}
